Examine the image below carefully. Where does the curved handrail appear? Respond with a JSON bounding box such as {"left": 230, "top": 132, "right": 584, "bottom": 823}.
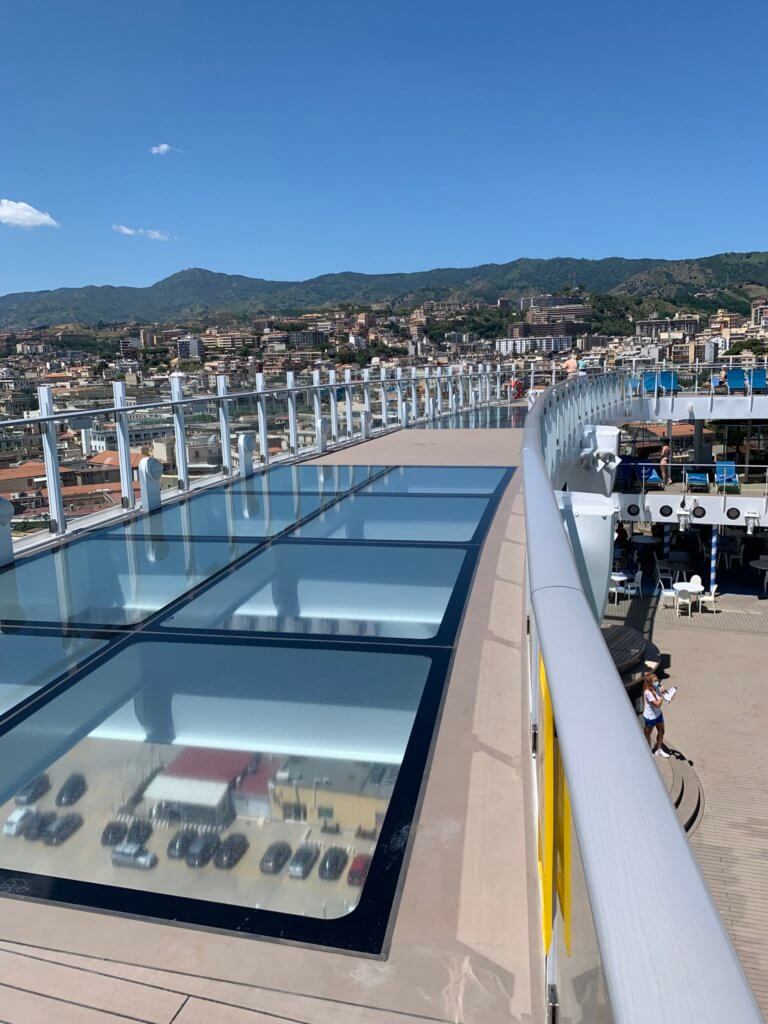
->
{"left": 522, "top": 377, "right": 761, "bottom": 1022}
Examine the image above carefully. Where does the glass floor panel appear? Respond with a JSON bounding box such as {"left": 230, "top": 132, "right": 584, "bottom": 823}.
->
{"left": 0, "top": 632, "right": 106, "bottom": 716}
{"left": 0, "top": 638, "right": 435, "bottom": 944}
{"left": 293, "top": 494, "right": 490, "bottom": 543}
{"left": 107, "top": 489, "right": 324, "bottom": 542}
{"left": 0, "top": 536, "right": 252, "bottom": 627}
{"left": 230, "top": 463, "right": 384, "bottom": 494}
{"left": 361, "top": 465, "right": 507, "bottom": 494}
{"left": 161, "top": 542, "right": 467, "bottom": 641}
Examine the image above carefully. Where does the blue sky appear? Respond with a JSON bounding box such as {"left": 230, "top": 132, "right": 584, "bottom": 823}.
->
{"left": 2, "top": 0, "right": 767, "bottom": 294}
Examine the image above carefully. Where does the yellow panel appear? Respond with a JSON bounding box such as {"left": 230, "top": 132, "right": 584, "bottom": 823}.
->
{"left": 537, "top": 654, "right": 554, "bottom": 953}
{"left": 555, "top": 737, "right": 572, "bottom": 955}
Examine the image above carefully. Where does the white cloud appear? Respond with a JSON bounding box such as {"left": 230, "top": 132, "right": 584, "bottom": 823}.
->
{"left": 150, "top": 143, "right": 173, "bottom": 155}
{"left": 112, "top": 223, "right": 169, "bottom": 241}
{"left": 0, "top": 198, "right": 59, "bottom": 229}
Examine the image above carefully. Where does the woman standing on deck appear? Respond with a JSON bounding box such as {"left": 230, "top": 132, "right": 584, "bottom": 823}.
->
{"left": 642, "top": 672, "right": 670, "bottom": 757}
{"left": 660, "top": 442, "right": 671, "bottom": 486}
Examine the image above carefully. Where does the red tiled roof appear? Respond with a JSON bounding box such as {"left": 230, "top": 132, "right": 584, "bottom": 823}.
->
{"left": 88, "top": 450, "right": 143, "bottom": 468}
{"left": 235, "top": 755, "right": 285, "bottom": 797}
{"left": 164, "top": 747, "right": 256, "bottom": 783}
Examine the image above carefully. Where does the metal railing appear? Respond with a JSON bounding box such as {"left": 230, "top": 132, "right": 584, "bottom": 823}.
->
{"left": 0, "top": 363, "right": 510, "bottom": 554}
{"left": 522, "top": 374, "right": 762, "bottom": 1021}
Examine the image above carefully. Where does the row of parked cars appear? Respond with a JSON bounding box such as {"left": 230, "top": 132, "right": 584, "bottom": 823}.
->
{"left": 260, "top": 840, "right": 371, "bottom": 886}
{"left": 3, "top": 773, "right": 90, "bottom": 846}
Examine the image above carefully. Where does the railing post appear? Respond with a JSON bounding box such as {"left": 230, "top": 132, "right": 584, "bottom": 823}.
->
{"left": 286, "top": 370, "right": 299, "bottom": 453}
{"left": 37, "top": 385, "right": 65, "bottom": 534}
{"left": 379, "top": 367, "right": 389, "bottom": 429}
{"left": 312, "top": 369, "right": 324, "bottom": 446}
{"left": 112, "top": 381, "right": 135, "bottom": 509}
{"left": 255, "top": 372, "right": 270, "bottom": 464}
{"left": 410, "top": 367, "right": 419, "bottom": 420}
{"left": 362, "top": 369, "right": 372, "bottom": 422}
{"left": 344, "top": 368, "right": 354, "bottom": 438}
{"left": 0, "top": 498, "right": 13, "bottom": 566}
{"left": 496, "top": 362, "right": 502, "bottom": 403}
{"left": 360, "top": 409, "right": 371, "bottom": 439}
{"left": 170, "top": 373, "right": 189, "bottom": 491}
{"left": 138, "top": 456, "right": 163, "bottom": 512}
{"left": 396, "top": 367, "right": 404, "bottom": 423}
{"left": 435, "top": 367, "right": 443, "bottom": 416}
{"left": 328, "top": 368, "right": 339, "bottom": 441}
{"left": 423, "top": 365, "right": 432, "bottom": 418}
{"left": 400, "top": 398, "right": 410, "bottom": 429}
{"left": 238, "top": 433, "right": 255, "bottom": 478}
{"left": 445, "top": 366, "right": 455, "bottom": 413}
{"left": 216, "top": 374, "right": 232, "bottom": 475}
{"left": 470, "top": 368, "right": 477, "bottom": 410}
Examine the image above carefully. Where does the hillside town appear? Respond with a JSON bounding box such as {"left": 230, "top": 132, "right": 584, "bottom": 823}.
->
{"left": 1, "top": 292, "right": 767, "bottom": 533}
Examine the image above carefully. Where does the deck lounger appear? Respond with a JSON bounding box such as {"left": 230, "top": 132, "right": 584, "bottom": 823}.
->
{"left": 726, "top": 369, "right": 746, "bottom": 393}
{"left": 628, "top": 377, "right": 642, "bottom": 395}
{"left": 659, "top": 371, "right": 678, "bottom": 394}
{"left": 750, "top": 368, "right": 767, "bottom": 392}
{"left": 642, "top": 372, "right": 659, "bottom": 395}
{"left": 640, "top": 464, "right": 664, "bottom": 489}
{"left": 715, "top": 461, "right": 740, "bottom": 493}
{"left": 685, "top": 470, "right": 710, "bottom": 492}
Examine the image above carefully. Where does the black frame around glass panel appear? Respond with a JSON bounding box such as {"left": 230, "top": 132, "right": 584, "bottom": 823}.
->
{"left": 0, "top": 464, "right": 515, "bottom": 956}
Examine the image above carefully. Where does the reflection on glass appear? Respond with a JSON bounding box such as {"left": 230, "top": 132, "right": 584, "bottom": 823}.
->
{"left": 0, "top": 536, "right": 251, "bottom": 626}
{"left": 109, "top": 489, "right": 322, "bottom": 541}
{"left": 0, "top": 633, "right": 105, "bottom": 716}
{"left": 362, "top": 466, "right": 506, "bottom": 495}
{"left": 294, "top": 494, "right": 489, "bottom": 543}
{"left": 0, "top": 640, "right": 431, "bottom": 921}
{"left": 163, "top": 543, "right": 465, "bottom": 639}
{"left": 413, "top": 407, "right": 527, "bottom": 430}
{"left": 232, "top": 464, "right": 383, "bottom": 494}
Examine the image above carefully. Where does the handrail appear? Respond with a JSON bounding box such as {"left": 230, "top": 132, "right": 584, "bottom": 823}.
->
{"left": 522, "top": 376, "right": 762, "bottom": 1022}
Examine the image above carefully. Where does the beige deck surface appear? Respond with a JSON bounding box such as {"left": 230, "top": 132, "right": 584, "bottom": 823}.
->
{"left": 0, "top": 426, "right": 544, "bottom": 1024}
{"left": 606, "top": 592, "right": 768, "bottom": 1016}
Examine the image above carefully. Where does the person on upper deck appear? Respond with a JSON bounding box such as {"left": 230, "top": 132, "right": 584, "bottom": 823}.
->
{"left": 642, "top": 672, "right": 670, "bottom": 757}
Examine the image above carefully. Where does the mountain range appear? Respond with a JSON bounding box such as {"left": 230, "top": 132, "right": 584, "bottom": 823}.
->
{"left": 2, "top": 251, "right": 768, "bottom": 329}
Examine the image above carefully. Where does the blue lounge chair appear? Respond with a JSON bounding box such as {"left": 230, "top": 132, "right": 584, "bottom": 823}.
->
{"left": 642, "top": 372, "right": 658, "bottom": 395}
{"left": 628, "top": 377, "right": 642, "bottom": 395}
{"left": 715, "top": 461, "right": 740, "bottom": 493}
{"left": 726, "top": 368, "right": 746, "bottom": 392}
{"left": 639, "top": 464, "right": 664, "bottom": 489}
{"left": 685, "top": 469, "right": 710, "bottom": 492}
{"left": 750, "top": 368, "right": 767, "bottom": 392}
{"left": 659, "top": 371, "right": 678, "bottom": 393}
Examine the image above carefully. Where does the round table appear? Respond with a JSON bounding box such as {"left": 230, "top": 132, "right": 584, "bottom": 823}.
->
{"left": 750, "top": 558, "right": 768, "bottom": 594}
{"left": 611, "top": 572, "right": 628, "bottom": 583}
{"left": 601, "top": 625, "right": 646, "bottom": 675}
{"left": 673, "top": 580, "right": 704, "bottom": 609}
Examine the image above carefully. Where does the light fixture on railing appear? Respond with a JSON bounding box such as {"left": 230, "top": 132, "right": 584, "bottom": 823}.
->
{"left": 745, "top": 510, "right": 760, "bottom": 535}
{"left": 677, "top": 504, "right": 691, "bottom": 532}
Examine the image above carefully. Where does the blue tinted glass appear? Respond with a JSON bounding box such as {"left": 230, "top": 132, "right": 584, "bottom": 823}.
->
{"left": 0, "top": 639, "right": 431, "bottom": 919}
{"left": 236, "top": 464, "right": 383, "bottom": 493}
{"left": 163, "top": 542, "right": 466, "bottom": 639}
{"left": 0, "top": 536, "right": 250, "bottom": 626}
{"left": 0, "top": 633, "right": 105, "bottom": 715}
{"left": 412, "top": 407, "right": 526, "bottom": 430}
{"left": 294, "top": 494, "right": 489, "bottom": 543}
{"left": 363, "top": 466, "right": 506, "bottom": 494}
{"left": 109, "top": 489, "right": 322, "bottom": 541}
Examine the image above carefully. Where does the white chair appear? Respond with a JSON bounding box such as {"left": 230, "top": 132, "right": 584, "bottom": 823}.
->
{"left": 625, "top": 569, "right": 642, "bottom": 599}
{"left": 654, "top": 570, "right": 677, "bottom": 608}
{"left": 655, "top": 558, "right": 675, "bottom": 587}
{"left": 701, "top": 585, "right": 718, "bottom": 612}
{"left": 729, "top": 543, "right": 745, "bottom": 570}
{"left": 608, "top": 585, "right": 620, "bottom": 604}
{"left": 676, "top": 589, "right": 692, "bottom": 616}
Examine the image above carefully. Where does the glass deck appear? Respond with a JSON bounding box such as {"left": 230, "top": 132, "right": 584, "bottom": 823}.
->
{"left": 0, "top": 462, "right": 513, "bottom": 954}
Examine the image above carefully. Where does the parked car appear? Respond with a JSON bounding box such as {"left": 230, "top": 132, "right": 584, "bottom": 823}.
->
{"left": 318, "top": 846, "right": 348, "bottom": 881}
{"left": 259, "top": 841, "right": 292, "bottom": 875}
{"left": 42, "top": 812, "right": 83, "bottom": 846}
{"left": 288, "top": 843, "right": 320, "bottom": 879}
{"left": 347, "top": 853, "right": 371, "bottom": 887}
{"left": 167, "top": 829, "right": 197, "bottom": 860}
{"left": 3, "top": 806, "right": 37, "bottom": 837}
{"left": 55, "top": 772, "right": 86, "bottom": 807}
{"left": 101, "top": 821, "right": 127, "bottom": 847}
{"left": 214, "top": 833, "right": 249, "bottom": 870}
{"left": 15, "top": 773, "right": 50, "bottom": 806}
{"left": 185, "top": 832, "right": 219, "bottom": 868}
{"left": 23, "top": 811, "right": 57, "bottom": 842}
{"left": 126, "top": 819, "right": 153, "bottom": 845}
{"left": 111, "top": 842, "right": 158, "bottom": 870}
